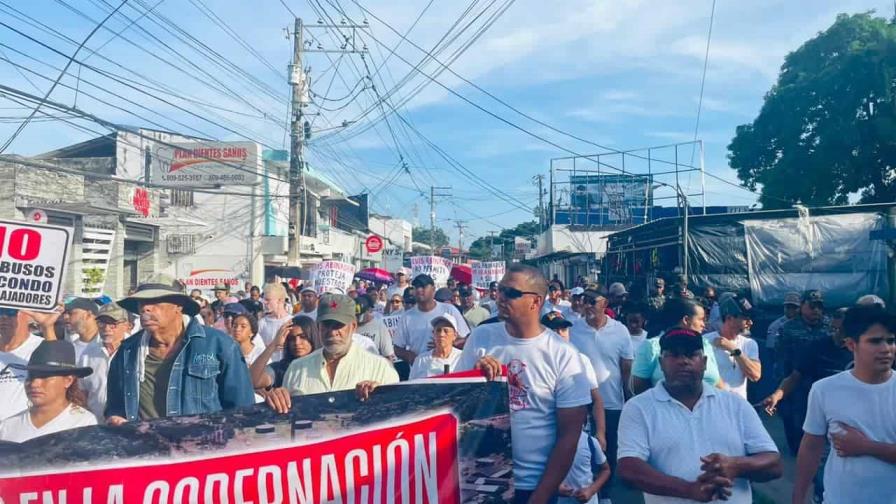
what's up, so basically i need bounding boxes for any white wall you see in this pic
[369,216,413,252]
[536,225,612,257]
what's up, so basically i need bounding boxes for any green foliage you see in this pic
[728,13,896,208]
[468,221,539,261]
[412,226,450,248]
[83,267,105,290]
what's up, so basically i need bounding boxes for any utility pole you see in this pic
[533,174,545,230]
[454,220,467,252]
[286,18,367,267]
[287,18,306,267]
[429,186,451,253]
[488,231,497,260]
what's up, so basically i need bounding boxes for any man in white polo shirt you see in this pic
[618,328,782,503]
[457,264,592,504]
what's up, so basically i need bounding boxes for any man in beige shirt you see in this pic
[266,294,398,413]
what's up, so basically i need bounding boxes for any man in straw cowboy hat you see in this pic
[105,274,254,425]
[0,339,96,442]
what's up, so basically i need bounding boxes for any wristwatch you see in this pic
[729,349,742,358]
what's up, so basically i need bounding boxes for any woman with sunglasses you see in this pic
[384,293,404,315]
[630,297,724,395]
[250,315,317,390]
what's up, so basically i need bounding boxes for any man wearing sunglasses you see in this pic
[0,306,61,422]
[457,264,592,504]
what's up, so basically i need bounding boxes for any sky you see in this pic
[0,0,892,246]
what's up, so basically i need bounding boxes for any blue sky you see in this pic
[0,0,892,244]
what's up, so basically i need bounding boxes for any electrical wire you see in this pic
[0,0,128,154]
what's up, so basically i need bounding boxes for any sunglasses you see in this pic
[498,285,541,300]
[583,296,605,306]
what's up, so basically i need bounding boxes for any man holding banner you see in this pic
[458,264,592,504]
[266,294,398,411]
[393,274,470,365]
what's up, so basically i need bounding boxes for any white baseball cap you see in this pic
[430,313,459,332]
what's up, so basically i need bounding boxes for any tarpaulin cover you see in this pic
[743,213,888,307]
[687,222,751,294]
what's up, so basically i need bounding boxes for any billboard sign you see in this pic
[569,174,652,224]
[151,141,260,187]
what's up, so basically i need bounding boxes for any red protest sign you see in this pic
[0,219,72,311]
[365,234,384,254]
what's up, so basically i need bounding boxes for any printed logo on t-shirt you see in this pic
[507,359,530,411]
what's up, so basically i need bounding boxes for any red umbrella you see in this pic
[450,264,472,285]
[356,267,394,284]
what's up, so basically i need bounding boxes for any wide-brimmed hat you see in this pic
[8,340,92,378]
[118,274,199,316]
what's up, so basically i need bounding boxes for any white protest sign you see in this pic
[0,220,73,311]
[472,261,506,289]
[382,247,404,273]
[410,256,454,287]
[310,261,356,294]
[381,314,402,341]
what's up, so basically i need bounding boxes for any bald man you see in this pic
[457,264,592,504]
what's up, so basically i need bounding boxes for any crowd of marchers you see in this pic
[0,266,893,504]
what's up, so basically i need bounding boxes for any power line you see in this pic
[0,0,128,154]
[690,0,716,165]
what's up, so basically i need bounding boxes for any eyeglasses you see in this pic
[498,285,541,300]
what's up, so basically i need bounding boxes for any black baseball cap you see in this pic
[412,274,435,288]
[659,328,704,354]
[802,290,824,304]
[65,297,100,316]
[541,311,573,331]
[458,285,474,298]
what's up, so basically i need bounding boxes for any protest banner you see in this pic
[0,379,512,503]
[410,256,454,287]
[0,219,73,311]
[310,260,356,294]
[472,261,506,289]
[382,247,404,273]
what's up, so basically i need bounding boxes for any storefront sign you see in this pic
[0,380,513,503]
[150,141,260,187]
[365,234,383,254]
[0,219,72,311]
[310,260,356,294]
[132,187,151,217]
[411,256,454,287]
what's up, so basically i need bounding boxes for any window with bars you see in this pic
[166,234,196,255]
[169,189,194,207]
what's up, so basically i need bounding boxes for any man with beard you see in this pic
[266,294,398,409]
[104,275,254,424]
[618,328,782,503]
[64,298,101,361]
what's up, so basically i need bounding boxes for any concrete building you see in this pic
[526,225,612,287]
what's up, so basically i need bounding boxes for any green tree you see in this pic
[728,13,896,208]
[412,226,449,249]
[468,221,539,261]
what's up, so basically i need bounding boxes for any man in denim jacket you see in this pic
[105,275,255,424]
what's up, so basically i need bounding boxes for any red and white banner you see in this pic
[0,219,73,311]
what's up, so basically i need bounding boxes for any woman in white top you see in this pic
[230,313,266,366]
[409,313,463,379]
[0,340,97,443]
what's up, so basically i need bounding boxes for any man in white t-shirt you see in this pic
[618,328,782,503]
[386,270,410,299]
[393,274,470,364]
[409,313,463,379]
[257,283,294,362]
[78,303,131,420]
[457,265,592,504]
[542,280,572,318]
[794,304,896,504]
[0,308,60,421]
[480,281,500,316]
[64,298,101,361]
[624,302,649,355]
[295,287,318,320]
[704,295,760,400]
[355,294,396,361]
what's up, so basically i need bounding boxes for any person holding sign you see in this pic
[0,340,97,442]
[105,275,255,424]
[266,294,398,412]
[393,274,470,365]
[0,307,61,421]
[409,313,463,380]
